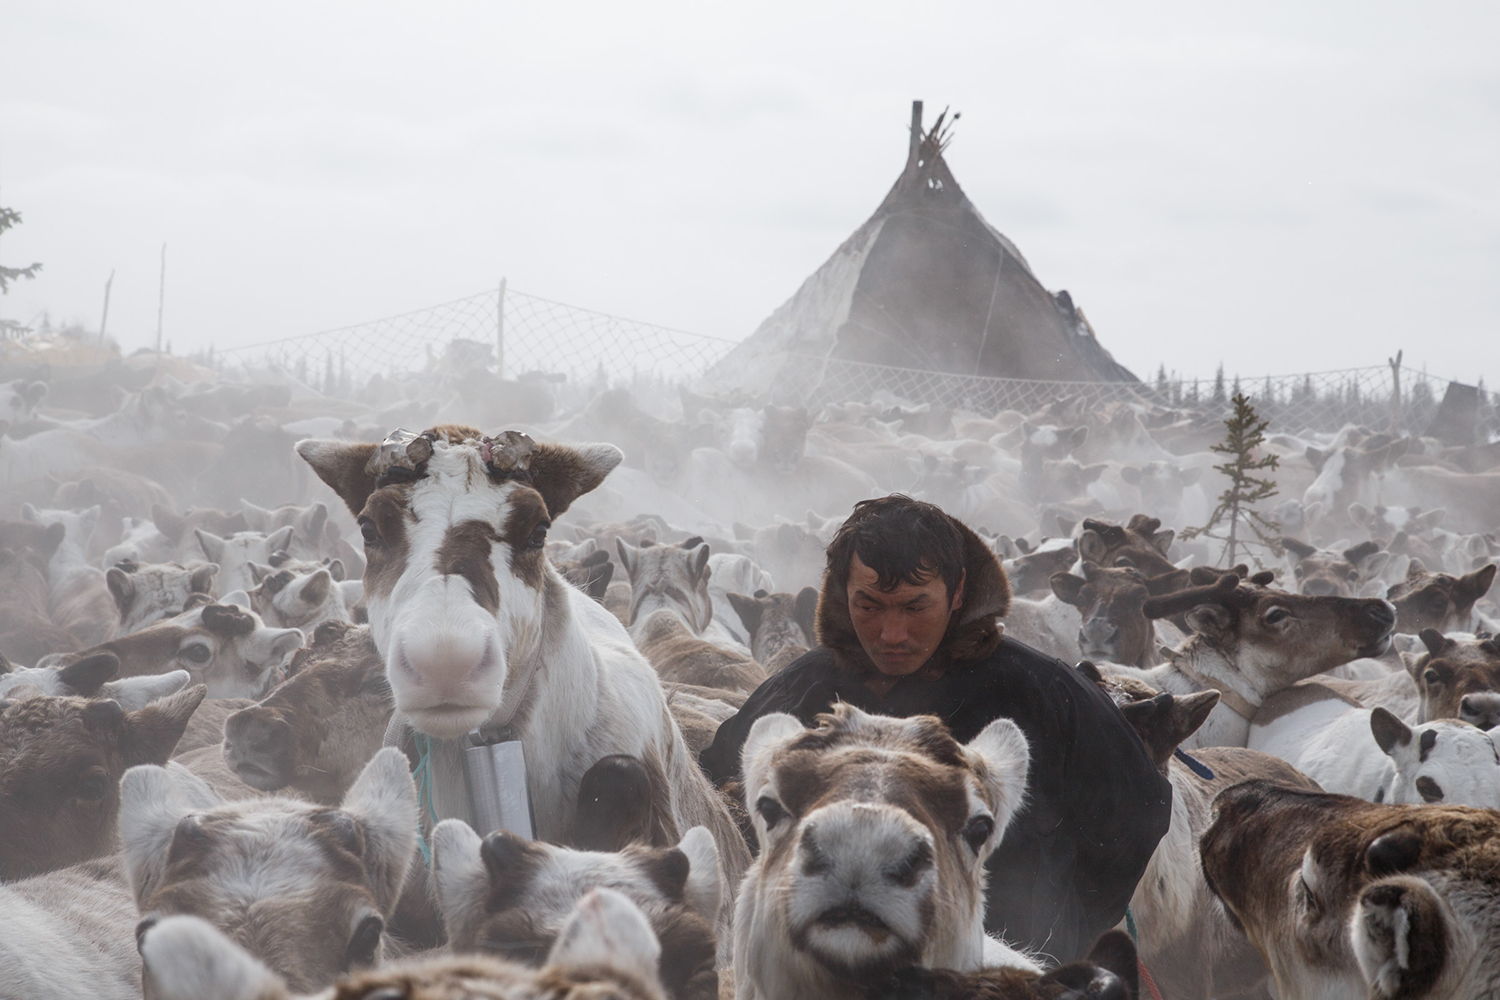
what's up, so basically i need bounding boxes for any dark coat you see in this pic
[699,518,1172,963]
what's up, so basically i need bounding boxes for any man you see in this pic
[701,494,1171,963]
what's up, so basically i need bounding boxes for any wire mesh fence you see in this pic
[209,285,1494,439]
[211,286,739,391]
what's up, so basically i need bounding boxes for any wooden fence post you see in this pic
[496,277,507,378]
[1388,350,1403,434]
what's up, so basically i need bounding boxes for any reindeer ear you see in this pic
[1306,446,1329,473]
[1351,877,1446,999]
[1371,708,1414,756]
[1183,604,1233,641]
[1458,564,1496,603]
[124,685,208,766]
[1077,530,1108,565]
[339,748,417,913]
[964,718,1030,848]
[794,586,819,643]
[102,670,191,713]
[107,566,137,615]
[726,592,762,635]
[1050,573,1087,607]
[295,439,379,518]
[189,563,218,595]
[1120,466,1142,485]
[674,826,721,922]
[265,525,294,553]
[139,915,287,1000]
[152,504,187,545]
[1151,528,1175,555]
[528,442,623,518]
[615,537,639,579]
[546,889,663,994]
[119,764,222,906]
[430,819,487,948]
[56,650,120,696]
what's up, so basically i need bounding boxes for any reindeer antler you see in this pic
[1142,572,1241,620]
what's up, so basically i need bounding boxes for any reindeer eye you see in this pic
[1265,607,1290,624]
[359,519,378,545]
[525,521,550,552]
[179,643,212,664]
[756,796,786,829]
[75,773,110,802]
[962,814,995,851]
[1424,669,1442,686]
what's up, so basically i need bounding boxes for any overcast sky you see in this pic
[1,1,1496,383]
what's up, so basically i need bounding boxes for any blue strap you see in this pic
[1125,905,1139,943]
[1174,746,1216,780]
[413,732,439,865]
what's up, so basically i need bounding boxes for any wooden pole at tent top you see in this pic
[99,270,115,347]
[909,101,924,163]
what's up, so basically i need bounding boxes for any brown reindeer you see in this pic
[1386,560,1496,633]
[122,748,418,994]
[1202,781,1500,1000]
[725,587,817,673]
[1050,563,1190,667]
[1077,515,1177,576]
[139,888,673,1000]
[0,546,82,665]
[865,931,1139,1000]
[0,684,205,879]
[1281,539,1388,597]
[53,602,304,699]
[1113,688,1319,1000]
[222,621,392,803]
[432,820,719,1000]
[1410,628,1500,729]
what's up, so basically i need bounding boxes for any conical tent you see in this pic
[702,105,1136,402]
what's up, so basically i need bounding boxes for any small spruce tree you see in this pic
[1183,392,1282,567]
[1212,363,1226,404]
[0,206,43,293]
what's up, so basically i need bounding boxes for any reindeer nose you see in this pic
[224,709,290,756]
[1366,600,1397,630]
[1080,617,1119,646]
[1460,692,1500,731]
[1301,579,1339,597]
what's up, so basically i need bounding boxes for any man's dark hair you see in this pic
[826,494,965,598]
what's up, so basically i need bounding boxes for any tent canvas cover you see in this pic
[701,107,1136,402]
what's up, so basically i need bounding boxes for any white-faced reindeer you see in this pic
[733,703,1033,1000]
[297,427,749,910]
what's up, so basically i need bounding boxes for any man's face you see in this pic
[846,553,964,676]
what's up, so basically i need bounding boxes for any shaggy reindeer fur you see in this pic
[223,621,392,803]
[1203,782,1500,1000]
[139,888,671,1000]
[432,821,719,1000]
[0,684,205,879]
[106,558,219,634]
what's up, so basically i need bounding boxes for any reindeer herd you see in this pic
[0,360,1499,999]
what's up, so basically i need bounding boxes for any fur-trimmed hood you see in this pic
[814,515,1012,676]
